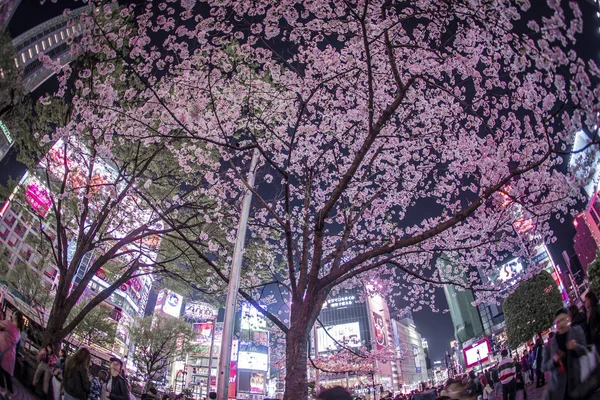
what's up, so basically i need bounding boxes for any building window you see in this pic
[60,31,65,40]
[13,58,18,67]
[35,44,40,54]
[48,37,52,46]
[54,34,59,43]
[28,48,33,59]
[42,40,46,50]
[67,28,71,37]
[20,53,26,63]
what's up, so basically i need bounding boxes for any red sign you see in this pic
[119,284,128,292]
[126,277,142,292]
[26,183,51,217]
[95,269,107,280]
[228,361,237,398]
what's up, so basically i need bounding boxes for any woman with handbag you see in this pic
[0,311,24,399]
[63,348,91,400]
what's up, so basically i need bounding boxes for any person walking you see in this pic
[480,371,491,400]
[585,291,600,349]
[106,358,129,400]
[498,349,516,400]
[34,343,58,396]
[492,364,501,398]
[543,308,588,400]
[520,351,530,385]
[514,357,527,400]
[63,348,91,400]
[533,337,545,388]
[0,311,24,399]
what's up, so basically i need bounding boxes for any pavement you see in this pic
[3,378,41,400]
[488,380,549,400]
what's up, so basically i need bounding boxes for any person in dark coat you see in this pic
[585,291,600,349]
[317,386,352,400]
[569,305,587,331]
[106,358,129,400]
[543,308,588,400]
[533,337,546,388]
[63,348,91,400]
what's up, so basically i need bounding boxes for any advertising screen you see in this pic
[250,372,265,393]
[372,312,387,350]
[24,176,52,217]
[316,322,361,353]
[192,322,214,345]
[228,361,237,398]
[463,338,491,368]
[184,302,217,321]
[237,351,269,371]
[494,258,523,284]
[240,302,268,331]
[155,290,183,318]
[413,344,421,373]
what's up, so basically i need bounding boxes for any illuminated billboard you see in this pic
[192,322,214,345]
[493,258,523,284]
[463,338,491,368]
[23,176,52,218]
[184,301,217,321]
[316,322,361,353]
[250,372,265,393]
[155,290,183,318]
[237,351,269,371]
[240,302,268,331]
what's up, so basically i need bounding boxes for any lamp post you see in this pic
[216,149,260,400]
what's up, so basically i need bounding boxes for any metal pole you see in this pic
[314,324,319,394]
[206,318,216,399]
[216,149,260,400]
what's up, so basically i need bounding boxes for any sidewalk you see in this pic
[7,378,40,400]
[489,382,548,400]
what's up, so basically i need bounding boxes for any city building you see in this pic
[573,195,600,274]
[0,120,14,162]
[441,279,484,346]
[309,287,417,396]
[0,139,157,364]
[389,314,430,392]
[10,4,92,92]
[164,300,270,400]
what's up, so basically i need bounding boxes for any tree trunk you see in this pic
[42,305,70,352]
[283,324,310,400]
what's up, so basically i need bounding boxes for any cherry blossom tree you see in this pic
[41,0,600,398]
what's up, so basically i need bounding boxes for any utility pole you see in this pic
[216,149,260,400]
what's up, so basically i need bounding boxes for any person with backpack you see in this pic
[0,311,23,399]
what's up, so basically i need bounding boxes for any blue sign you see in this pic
[532,251,549,264]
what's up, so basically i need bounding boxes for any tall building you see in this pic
[0,120,14,161]
[0,138,157,363]
[390,314,430,392]
[310,287,399,396]
[442,283,484,346]
[573,195,600,274]
[10,4,92,92]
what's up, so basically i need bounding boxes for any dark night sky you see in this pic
[4,0,600,363]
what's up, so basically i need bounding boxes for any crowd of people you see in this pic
[0,290,599,400]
